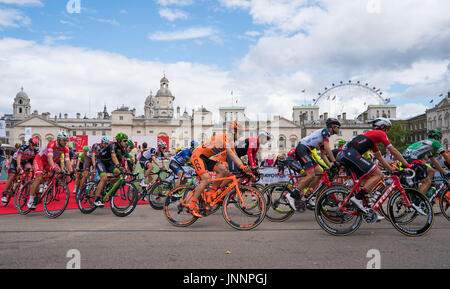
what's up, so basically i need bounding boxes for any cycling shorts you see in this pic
[96,159,117,176]
[169,160,185,175]
[295,143,318,171]
[191,151,221,177]
[33,154,52,176]
[337,147,377,179]
[8,159,32,175]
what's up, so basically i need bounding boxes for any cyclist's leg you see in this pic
[94,160,109,202]
[2,159,18,196]
[189,154,214,215]
[418,165,434,195]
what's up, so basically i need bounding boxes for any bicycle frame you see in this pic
[102,174,124,202]
[339,173,412,215]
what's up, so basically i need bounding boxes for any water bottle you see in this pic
[426,186,436,198]
[39,184,45,194]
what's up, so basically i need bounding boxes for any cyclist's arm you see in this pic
[386,146,410,167]
[151,155,162,168]
[321,141,335,165]
[226,147,244,168]
[430,156,446,175]
[373,151,393,173]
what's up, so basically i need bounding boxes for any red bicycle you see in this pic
[315,168,434,237]
[1,168,33,207]
[16,171,72,218]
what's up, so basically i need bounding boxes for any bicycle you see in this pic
[16,171,72,218]
[315,168,434,237]
[164,171,267,230]
[263,166,343,222]
[76,171,140,217]
[2,168,33,207]
[140,169,173,210]
[423,176,449,221]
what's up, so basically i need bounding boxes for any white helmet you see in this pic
[158,140,167,148]
[57,131,70,141]
[258,130,272,140]
[101,136,110,144]
[371,118,392,129]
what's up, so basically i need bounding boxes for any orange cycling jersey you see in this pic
[197,133,235,158]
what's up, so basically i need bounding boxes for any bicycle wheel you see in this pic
[263,182,295,222]
[43,181,70,218]
[314,186,362,236]
[76,181,98,214]
[110,182,139,217]
[164,186,198,227]
[222,187,266,230]
[148,181,173,210]
[16,181,32,215]
[438,183,449,221]
[388,188,434,237]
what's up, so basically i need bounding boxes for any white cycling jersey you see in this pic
[300,128,330,151]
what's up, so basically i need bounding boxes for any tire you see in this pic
[438,183,449,221]
[314,186,362,236]
[148,181,173,210]
[110,182,139,217]
[164,186,198,227]
[43,181,70,219]
[76,181,98,214]
[16,181,32,215]
[263,182,295,222]
[222,187,266,230]
[388,188,434,237]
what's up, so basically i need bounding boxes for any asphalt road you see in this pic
[0,204,449,269]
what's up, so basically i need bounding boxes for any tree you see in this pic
[378,122,412,155]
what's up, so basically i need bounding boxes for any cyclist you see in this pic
[73,145,90,194]
[29,132,73,210]
[336,118,413,215]
[169,140,199,188]
[75,136,110,195]
[285,118,341,211]
[1,138,39,203]
[139,140,168,188]
[402,129,450,195]
[219,130,272,175]
[124,139,137,172]
[189,121,251,217]
[0,141,5,174]
[93,132,129,207]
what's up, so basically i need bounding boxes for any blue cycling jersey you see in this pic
[171,148,192,166]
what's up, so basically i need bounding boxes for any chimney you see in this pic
[324,112,328,119]
[343,112,347,120]
[98,112,103,119]
[64,113,68,119]
[76,113,80,119]
[177,106,180,119]
[338,115,341,120]
[320,115,323,120]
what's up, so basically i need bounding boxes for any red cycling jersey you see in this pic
[39,140,71,163]
[362,130,392,153]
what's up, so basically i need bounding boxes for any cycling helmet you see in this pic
[175,148,182,154]
[427,129,442,139]
[258,130,272,140]
[83,145,90,152]
[158,140,167,149]
[287,148,296,157]
[101,136,110,144]
[228,121,243,131]
[338,140,346,147]
[190,140,199,148]
[57,131,70,141]
[126,139,135,149]
[29,137,39,146]
[115,132,128,141]
[370,118,392,129]
[326,118,341,128]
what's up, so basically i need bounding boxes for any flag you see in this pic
[376,88,380,92]
[385,98,391,104]
[301,89,306,93]
[332,95,336,101]
[439,93,443,97]
[430,99,434,103]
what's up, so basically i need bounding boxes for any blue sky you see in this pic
[0,0,449,120]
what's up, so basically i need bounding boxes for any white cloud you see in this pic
[92,17,120,26]
[148,27,218,41]
[159,8,188,21]
[0,0,42,6]
[0,38,232,118]
[397,103,428,119]
[43,35,72,45]
[0,8,31,27]
[157,0,194,6]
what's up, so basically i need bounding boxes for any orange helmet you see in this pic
[228,121,243,132]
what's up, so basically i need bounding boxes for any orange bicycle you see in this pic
[164,171,267,230]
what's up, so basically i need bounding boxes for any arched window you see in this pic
[279,136,286,150]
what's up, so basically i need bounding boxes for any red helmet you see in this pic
[287,148,296,157]
[29,137,39,146]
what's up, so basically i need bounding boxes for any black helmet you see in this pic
[326,118,341,128]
